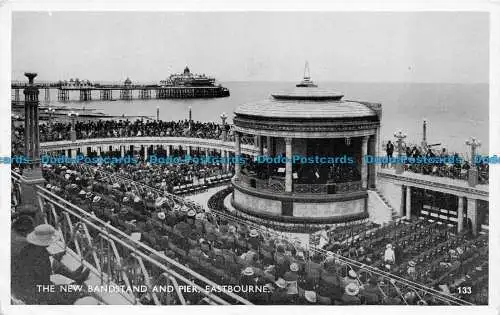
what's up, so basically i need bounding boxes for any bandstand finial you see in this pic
[304,61,311,79]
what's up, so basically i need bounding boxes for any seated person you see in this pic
[11,224,90,304]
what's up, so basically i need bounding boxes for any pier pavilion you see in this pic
[230,77,382,226]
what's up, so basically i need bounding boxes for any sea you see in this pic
[37,81,489,155]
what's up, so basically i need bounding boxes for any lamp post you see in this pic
[156,106,160,121]
[220,112,228,141]
[394,130,407,174]
[45,107,55,126]
[68,111,79,142]
[465,137,481,187]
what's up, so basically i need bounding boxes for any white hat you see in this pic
[187,210,196,217]
[345,283,360,296]
[157,212,166,220]
[112,183,120,188]
[65,174,71,180]
[46,184,52,189]
[123,196,130,202]
[73,296,101,305]
[26,224,59,247]
[409,260,416,267]
[249,229,259,238]
[290,263,299,272]
[348,269,357,278]
[386,244,392,249]
[275,278,286,288]
[130,232,141,242]
[92,196,101,203]
[304,290,317,303]
[134,196,141,203]
[181,205,189,212]
[79,190,86,195]
[242,267,254,276]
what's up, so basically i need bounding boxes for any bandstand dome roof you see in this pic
[235,85,377,120]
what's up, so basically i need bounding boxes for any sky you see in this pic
[11,11,489,83]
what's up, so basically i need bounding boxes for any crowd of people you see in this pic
[10,163,466,305]
[384,141,489,184]
[12,118,233,144]
[95,161,231,195]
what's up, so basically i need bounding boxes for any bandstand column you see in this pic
[457,196,464,233]
[234,132,241,179]
[406,185,412,219]
[266,136,271,156]
[120,145,125,158]
[361,136,369,189]
[467,198,478,236]
[187,145,191,156]
[400,185,406,217]
[285,137,293,193]
[143,145,148,161]
[223,150,229,172]
[166,145,171,157]
[97,146,101,157]
[258,135,264,155]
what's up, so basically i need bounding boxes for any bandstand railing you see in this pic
[11,172,252,306]
[238,173,363,195]
[62,165,473,306]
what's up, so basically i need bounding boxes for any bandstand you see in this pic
[230,75,382,225]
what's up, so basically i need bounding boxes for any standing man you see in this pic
[386,140,395,168]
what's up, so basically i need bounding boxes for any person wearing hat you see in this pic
[283,262,300,282]
[384,243,396,264]
[361,276,383,305]
[339,282,361,305]
[342,269,360,288]
[407,260,417,279]
[12,224,90,304]
[270,278,289,304]
[300,290,317,304]
[248,229,260,251]
[239,266,256,287]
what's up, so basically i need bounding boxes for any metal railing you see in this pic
[12,172,251,306]
[238,173,363,195]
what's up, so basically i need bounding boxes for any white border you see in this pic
[0,2,498,315]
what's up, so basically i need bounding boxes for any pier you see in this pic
[11,78,230,102]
